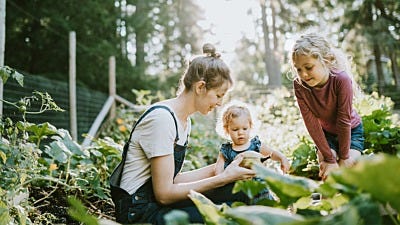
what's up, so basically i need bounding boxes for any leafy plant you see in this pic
[0,66,24,86]
[67,197,99,225]
[0,67,119,223]
[362,109,400,155]
[189,153,400,225]
[289,138,319,179]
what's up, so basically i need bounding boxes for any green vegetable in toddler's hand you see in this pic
[238,151,264,169]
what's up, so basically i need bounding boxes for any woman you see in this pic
[110,43,255,224]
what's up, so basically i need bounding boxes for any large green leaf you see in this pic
[45,141,71,163]
[0,149,6,164]
[164,210,190,225]
[0,201,11,225]
[188,190,234,225]
[0,66,10,84]
[284,206,361,225]
[233,179,269,199]
[253,165,320,207]
[329,153,400,212]
[225,205,305,225]
[67,197,99,225]
[12,70,24,87]
[57,129,89,157]
[25,122,58,143]
[0,66,24,86]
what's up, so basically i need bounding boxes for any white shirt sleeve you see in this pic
[134,108,176,158]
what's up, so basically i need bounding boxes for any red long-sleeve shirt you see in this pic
[293,70,361,163]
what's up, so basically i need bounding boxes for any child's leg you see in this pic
[337,148,362,167]
[349,149,362,159]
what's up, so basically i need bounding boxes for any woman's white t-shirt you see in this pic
[120,106,191,195]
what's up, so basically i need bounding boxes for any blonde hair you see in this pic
[177,43,233,95]
[216,101,259,140]
[288,33,360,95]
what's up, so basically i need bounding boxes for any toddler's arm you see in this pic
[260,144,290,173]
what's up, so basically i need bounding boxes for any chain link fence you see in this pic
[3,73,108,142]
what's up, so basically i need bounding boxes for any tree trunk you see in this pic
[0,0,5,115]
[271,2,278,49]
[372,41,384,94]
[119,0,127,58]
[260,0,281,88]
[135,0,146,76]
[389,52,400,90]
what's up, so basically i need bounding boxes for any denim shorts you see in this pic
[323,123,365,153]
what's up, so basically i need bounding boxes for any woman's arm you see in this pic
[174,163,216,183]
[151,154,255,205]
[214,152,226,175]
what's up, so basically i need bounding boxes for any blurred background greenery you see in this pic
[4,0,400,104]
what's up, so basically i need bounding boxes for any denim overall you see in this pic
[110,105,187,224]
[220,136,266,169]
[110,105,250,224]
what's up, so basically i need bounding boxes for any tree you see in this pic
[329,0,400,93]
[5,1,119,92]
[232,37,268,88]
[259,0,281,88]
[119,0,204,99]
[5,0,204,100]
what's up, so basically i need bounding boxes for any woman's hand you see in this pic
[319,161,339,181]
[222,154,256,183]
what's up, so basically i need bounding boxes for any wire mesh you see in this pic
[3,73,108,142]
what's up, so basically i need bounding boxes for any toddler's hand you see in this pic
[280,157,290,174]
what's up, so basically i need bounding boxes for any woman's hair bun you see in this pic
[202,43,220,58]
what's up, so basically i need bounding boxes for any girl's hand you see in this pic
[319,161,339,181]
[338,157,357,168]
[280,157,290,174]
[222,154,256,183]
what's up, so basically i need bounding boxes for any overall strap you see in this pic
[121,105,179,160]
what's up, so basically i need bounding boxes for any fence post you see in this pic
[109,56,116,119]
[69,31,77,141]
[0,0,6,117]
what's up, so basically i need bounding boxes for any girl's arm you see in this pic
[335,74,354,160]
[151,154,256,205]
[294,86,336,163]
[260,144,290,173]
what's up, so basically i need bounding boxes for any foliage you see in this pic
[6,0,119,92]
[164,210,191,225]
[289,90,400,178]
[2,66,400,224]
[0,71,119,224]
[0,66,24,86]
[289,138,319,180]
[67,197,99,225]
[5,0,204,99]
[362,109,400,155]
[184,113,224,170]
[189,153,400,225]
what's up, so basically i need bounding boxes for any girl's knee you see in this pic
[349,149,362,158]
